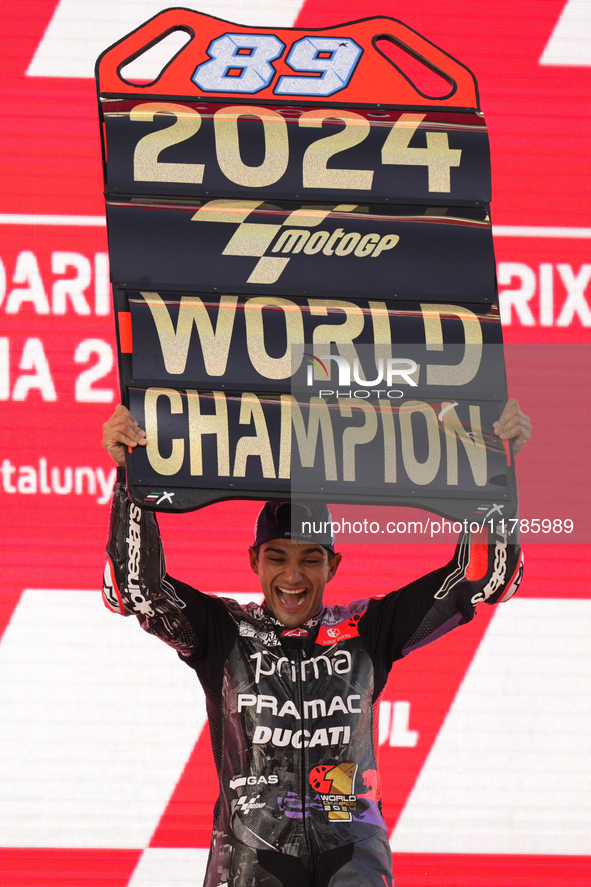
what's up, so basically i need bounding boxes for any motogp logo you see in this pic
[192,200,399,285]
[232,794,265,814]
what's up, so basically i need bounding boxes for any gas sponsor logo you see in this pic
[126,503,155,617]
[249,648,351,683]
[229,774,279,790]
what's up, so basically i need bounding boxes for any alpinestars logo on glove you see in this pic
[126,503,155,617]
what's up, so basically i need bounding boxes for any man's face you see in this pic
[249,539,342,628]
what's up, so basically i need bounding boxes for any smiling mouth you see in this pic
[276,587,308,608]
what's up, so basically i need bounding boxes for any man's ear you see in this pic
[327,552,343,583]
[248,546,260,576]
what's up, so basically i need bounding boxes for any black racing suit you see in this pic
[102,469,523,887]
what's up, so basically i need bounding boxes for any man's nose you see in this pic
[281,561,304,584]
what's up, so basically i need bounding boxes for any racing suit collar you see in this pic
[263,604,325,637]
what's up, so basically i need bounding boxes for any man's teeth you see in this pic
[277,588,306,605]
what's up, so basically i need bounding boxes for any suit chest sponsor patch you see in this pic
[316,612,365,646]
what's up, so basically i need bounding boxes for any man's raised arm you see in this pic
[358,399,531,684]
[101,406,217,660]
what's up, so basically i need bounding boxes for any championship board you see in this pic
[96,8,516,521]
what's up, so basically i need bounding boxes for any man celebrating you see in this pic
[101,401,530,887]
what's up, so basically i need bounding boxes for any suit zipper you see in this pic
[295,647,311,853]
